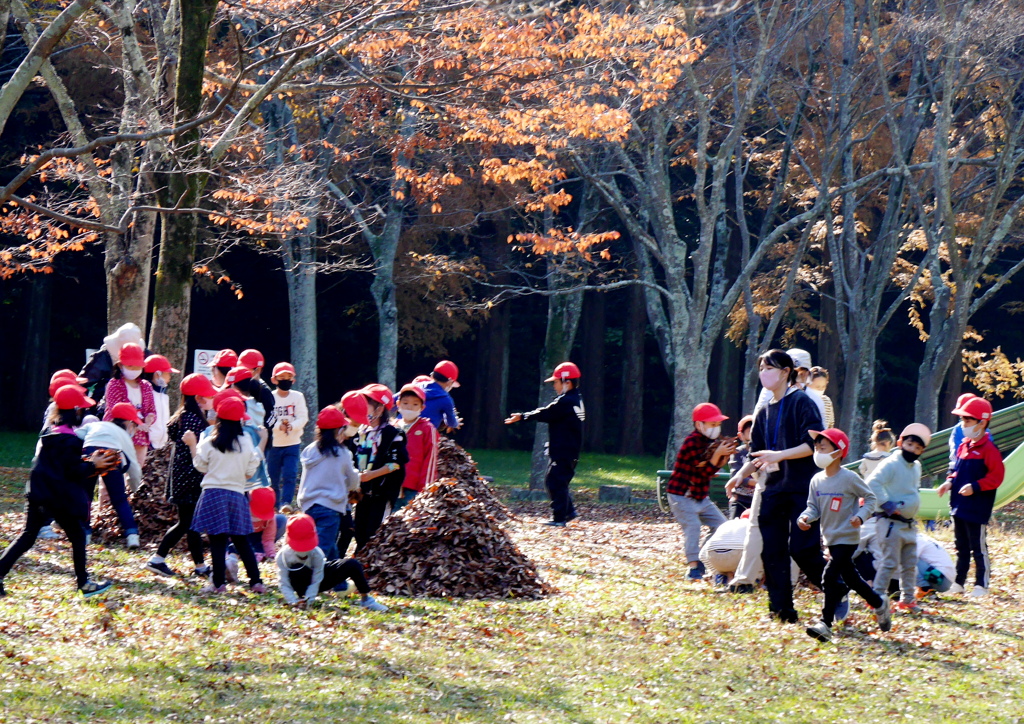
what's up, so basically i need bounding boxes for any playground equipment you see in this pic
[657,401,1024,520]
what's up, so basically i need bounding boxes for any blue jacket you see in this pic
[421,382,459,431]
[949,436,1004,525]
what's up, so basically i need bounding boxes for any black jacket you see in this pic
[750,387,823,495]
[256,378,277,430]
[27,431,100,516]
[357,424,409,502]
[521,388,585,461]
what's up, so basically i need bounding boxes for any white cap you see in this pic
[787,348,812,370]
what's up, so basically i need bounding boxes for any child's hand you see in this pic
[182,430,197,446]
[850,516,863,528]
[724,477,739,496]
[751,450,783,469]
[89,450,119,471]
[281,420,292,434]
[797,516,811,531]
[504,413,523,425]
[958,484,974,497]
[936,481,952,497]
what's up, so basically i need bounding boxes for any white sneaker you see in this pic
[947,583,965,595]
[37,525,60,540]
[356,596,389,613]
[969,586,989,598]
[126,534,140,549]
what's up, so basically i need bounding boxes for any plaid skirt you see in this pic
[191,488,253,536]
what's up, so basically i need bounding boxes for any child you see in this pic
[238,349,277,431]
[78,402,144,548]
[727,415,756,519]
[807,367,835,429]
[860,420,895,479]
[394,384,439,510]
[146,373,217,577]
[182,396,266,594]
[226,366,271,486]
[938,396,1004,597]
[276,514,388,611]
[0,385,118,597]
[35,370,83,541]
[102,342,156,467]
[665,403,737,580]
[143,354,180,451]
[297,407,361,560]
[210,349,238,389]
[268,362,308,507]
[798,429,889,642]
[247,486,281,561]
[864,423,930,610]
[342,388,408,552]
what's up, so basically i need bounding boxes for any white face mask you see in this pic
[121,367,142,380]
[702,424,721,440]
[399,408,419,422]
[813,450,839,469]
[961,421,983,440]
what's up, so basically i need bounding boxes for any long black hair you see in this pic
[211,418,244,453]
[169,395,206,427]
[758,349,798,386]
[316,427,343,457]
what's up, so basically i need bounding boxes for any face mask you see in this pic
[901,449,921,463]
[813,450,838,469]
[399,408,419,422]
[702,425,721,440]
[276,380,294,391]
[121,367,142,380]
[759,368,783,389]
[961,421,982,440]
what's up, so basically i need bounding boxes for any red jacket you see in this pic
[400,417,439,492]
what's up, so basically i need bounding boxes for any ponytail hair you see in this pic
[870,420,895,447]
[211,418,244,453]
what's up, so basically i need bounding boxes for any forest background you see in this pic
[2,0,1024,465]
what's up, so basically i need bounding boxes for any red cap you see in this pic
[544,361,581,382]
[144,354,180,375]
[211,349,238,368]
[398,383,427,402]
[362,383,395,410]
[213,388,245,409]
[271,362,295,380]
[181,373,218,398]
[286,514,319,553]
[118,343,145,367]
[49,372,79,399]
[809,428,851,459]
[110,402,142,424]
[226,366,253,385]
[239,349,264,370]
[249,487,276,521]
[50,369,77,384]
[54,384,95,410]
[215,396,249,422]
[317,406,348,429]
[433,360,461,387]
[952,396,992,421]
[341,390,371,426]
[693,403,729,424]
[741,509,751,519]
[954,393,977,410]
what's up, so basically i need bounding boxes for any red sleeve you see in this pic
[262,518,277,558]
[403,422,428,491]
[976,441,1005,491]
[102,380,126,420]
[141,382,156,419]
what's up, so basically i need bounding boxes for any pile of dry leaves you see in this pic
[90,445,178,543]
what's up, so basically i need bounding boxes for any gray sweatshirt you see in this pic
[297,442,361,514]
[801,468,876,546]
[865,451,922,520]
[276,545,326,604]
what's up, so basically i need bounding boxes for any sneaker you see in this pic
[126,534,140,549]
[875,595,892,632]
[542,521,566,528]
[835,595,850,622]
[145,560,177,577]
[806,620,832,642]
[250,583,267,594]
[356,596,389,613]
[84,533,92,546]
[225,554,240,584]
[193,565,212,578]
[728,583,754,594]
[80,579,113,598]
[947,583,966,595]
[895,601,919,612]
[199,582,226,595]
[688,562,706,581]
[969,586,989,598]
[713,574,728,587]
[37,525,60,540]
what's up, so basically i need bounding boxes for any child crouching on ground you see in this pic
[276,514,388,611]
[799,429,890,642]
[865,423,931,611]
[79,402,144,548]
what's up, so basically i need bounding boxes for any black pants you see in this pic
[208,534,261,588]
[0,501,89,588]
[288,558,370,597]
[354,496,390,553]
[155,502,205,565]
[337,511,355,558]
[758,489,827,619]
[953,516,990,588]
[729,494,753,520]
[546,458,578,523]
[823,544,883,626]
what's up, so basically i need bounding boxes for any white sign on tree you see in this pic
[194,349,221,380]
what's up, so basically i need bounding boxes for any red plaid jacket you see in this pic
[666,430,722,500]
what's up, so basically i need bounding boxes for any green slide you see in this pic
[916,439,1024,520]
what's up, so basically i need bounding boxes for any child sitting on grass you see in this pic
[799,429,890,642]
[276,514,388,611]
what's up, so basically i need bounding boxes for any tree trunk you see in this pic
[105,209,155,334]
[149,0,220,381]
[283,232,319,442]
[483,303,511,448]
[370,257,399,391]
[940,343,964,431]
[19,272,51,428]
[667,335,713,465]
[838,329,877,459]
[619,285,645,455]
[581,291,606,452]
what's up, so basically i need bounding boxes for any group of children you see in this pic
[669,347,1006,642]
[0,331,467,609]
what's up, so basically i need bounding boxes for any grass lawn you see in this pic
[3,491,1024,722]
[469,449,664,491]
[0,431,36,468]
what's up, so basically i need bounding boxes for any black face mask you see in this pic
[276,380,294,391]
[901,449,921,463]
